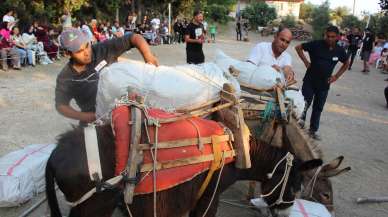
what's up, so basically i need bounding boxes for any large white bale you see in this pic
[96,60,240,119]
[285,90,306,119]
[214,50,286,89]
[0,144,56,207]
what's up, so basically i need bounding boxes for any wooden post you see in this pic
[124,97,143,204]
[219,84,251,169]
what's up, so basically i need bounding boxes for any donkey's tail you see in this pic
[45,159,62,217]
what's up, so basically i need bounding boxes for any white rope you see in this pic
[66,174,123,207]
[125,202,134,217]
[303,166,322,199]
[152,119,160,217]
[260,152,295,207]
[201,151,227,217]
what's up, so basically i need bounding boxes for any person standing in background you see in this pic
[361,28,375,73]
[346,27,362,70]
[236,19,242,41]
[184,10,205,64]
[295,26,349,140]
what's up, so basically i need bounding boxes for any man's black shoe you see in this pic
[308,130,322,141]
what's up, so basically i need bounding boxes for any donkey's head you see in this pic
[302,155,351,215]
[259,152,323,217]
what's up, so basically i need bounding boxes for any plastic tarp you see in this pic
[251,198,331,217]
[285,90,306,119]
[96,60,240,119]
[214,50,286,89]
[0,144,56,207]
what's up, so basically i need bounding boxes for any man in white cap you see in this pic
[55,28,158,125]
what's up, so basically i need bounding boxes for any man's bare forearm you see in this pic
[295,44,310,68]
[334,60,349,79]
[56,105,95,123]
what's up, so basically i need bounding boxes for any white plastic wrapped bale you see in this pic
[0,144,56,207]
[96,60,240,119]
[214,50,286,89]
[251,198,331,217]
[285,90,306,119]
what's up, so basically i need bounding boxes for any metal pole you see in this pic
[168,3,171,44]
[353,0,356,15]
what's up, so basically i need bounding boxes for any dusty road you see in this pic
[0,24,387,217]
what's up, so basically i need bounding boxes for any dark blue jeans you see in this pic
[385,86,388,106]
[301,81,329,132]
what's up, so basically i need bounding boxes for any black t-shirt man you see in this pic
[302,40,348,90]
[185,11,205,64]
[55,34,134,114]
[295,26,349,138]
[362,32,375,52]
[347,34,362,51]
[55,28,158,124]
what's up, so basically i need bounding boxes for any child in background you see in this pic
[209,23,216,43]
[381,48,388,72]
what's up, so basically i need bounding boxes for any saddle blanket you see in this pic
[112,106,235,195]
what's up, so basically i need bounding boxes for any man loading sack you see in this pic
[55,28,159,125]
[247,27,295,83]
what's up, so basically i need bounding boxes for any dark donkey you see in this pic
[46,124,323,217]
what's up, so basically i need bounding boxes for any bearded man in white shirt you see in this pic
[247,28,295,82]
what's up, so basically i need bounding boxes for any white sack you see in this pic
[251,198,331,217]
[214,50,286,89]
[0,144,56,207]
[96,60,240,119]
[285,90,306,119]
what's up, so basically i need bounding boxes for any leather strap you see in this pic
[195,135,225,200]
[84,125,103,181]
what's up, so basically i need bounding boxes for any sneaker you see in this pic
[308,130,322,141]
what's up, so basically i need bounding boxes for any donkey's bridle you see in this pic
[260,152,295,207]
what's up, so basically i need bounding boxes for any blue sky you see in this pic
[306,0,381,15]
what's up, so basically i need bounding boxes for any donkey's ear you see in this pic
[298,159,323,172]
[321,155,344,172]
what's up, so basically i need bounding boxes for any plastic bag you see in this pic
[0,144,56,207]
[96,60,240,119]
[285,90,306,119]
[214,50,286,89]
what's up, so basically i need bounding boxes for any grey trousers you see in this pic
[1,47,21,70]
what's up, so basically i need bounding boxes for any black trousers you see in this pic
[301,81,329,132]
[347,49,358,69]
[236,30,242,41]
[385,86,388,106]
[186,50,204,64]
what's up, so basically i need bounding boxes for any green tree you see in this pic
[280,15,297,28]
[205,4,230,23]
[241,2,277,28]
[299,2,315,22]
[340,15,363,29]
[311,1,331,39]
[330,6,350,25]
[380,0,388,13]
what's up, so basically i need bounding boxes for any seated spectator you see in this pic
[80,20,94,42]
[111,21,124,37]
[11,26,34,66]
[0,22,20,70]
[3,9,18,30]
[381,48,388,72]
[34,23,59,61]
[90,19,104,42]
[369,41,384,66]
[22,24,52,65]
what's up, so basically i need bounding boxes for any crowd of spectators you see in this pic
[1,10,58,71]
[337,27,388,74]
[0,9,217,72]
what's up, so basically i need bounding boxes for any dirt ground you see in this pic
[0,23,387,217]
